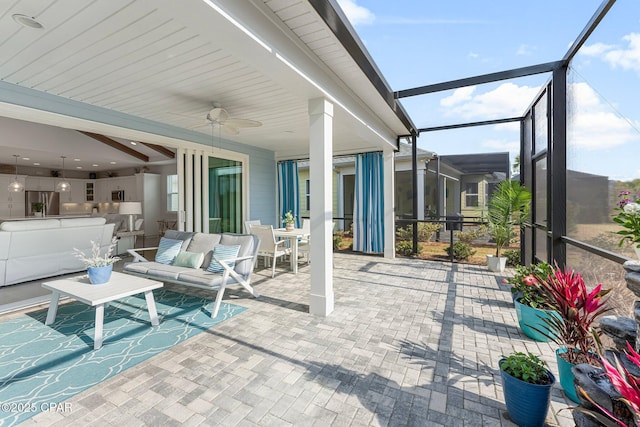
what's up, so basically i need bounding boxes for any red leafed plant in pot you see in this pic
[534,264,612,402]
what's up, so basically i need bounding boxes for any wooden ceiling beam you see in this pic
[78,131,149,162]
[140,141,175,159]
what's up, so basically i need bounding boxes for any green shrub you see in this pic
[333,232,343,250]
[444,241,476,261]
[396,222,441,242]
[503,249,521,267]
[396,240,421,256]
[455,225,487,244]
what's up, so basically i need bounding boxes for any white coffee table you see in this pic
[42,271,163,350]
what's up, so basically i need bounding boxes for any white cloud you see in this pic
[436,81,640,155]
[468,52,479,59]
[439,82,540,119]
[516,44,536,56]
[481,138,520,154]
[440,86,476,107]
[567,82,640,149]
[579,42,615,56]
[581,33,640,73]
[336,0,375,26]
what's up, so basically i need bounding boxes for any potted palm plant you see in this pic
[499,351,556,427]
[486,180,531,272]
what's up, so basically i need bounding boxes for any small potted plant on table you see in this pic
[500,351,556,427]
[282,210,296,232]
[73,237,120,285]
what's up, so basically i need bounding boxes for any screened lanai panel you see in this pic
[565,3,640,260]
[534,158,547,226]
[522,112,533,264]
[534,93,548,154]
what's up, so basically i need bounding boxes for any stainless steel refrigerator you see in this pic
[25,191,60,216]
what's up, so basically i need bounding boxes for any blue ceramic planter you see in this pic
[514,298,559,342]
[556,348,580,403]
[500,359,555,427]
[87,265,113,285]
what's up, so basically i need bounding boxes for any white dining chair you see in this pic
[249,224,290,277]
[297,219,311,264]
[244,219,261,234]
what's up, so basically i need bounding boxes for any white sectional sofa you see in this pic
[0,217,115,287]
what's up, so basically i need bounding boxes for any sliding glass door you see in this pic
[208,157,242,233]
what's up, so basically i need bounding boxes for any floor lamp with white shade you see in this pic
[119,202,142,232]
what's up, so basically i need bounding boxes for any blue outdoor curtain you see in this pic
[353,152,384,253]
[277,160,300,228]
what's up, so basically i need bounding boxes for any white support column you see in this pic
[441,177,448,219]
[453,180,461,215]
[383,147,395,259]
[308,97,334,317]
[177,148,186,231]
[337,171,344,231]
[194,150,202,232]
[202,154,210,233]
[417,168,425,221]
[185,150,194,231]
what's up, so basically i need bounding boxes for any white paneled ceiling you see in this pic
[0,0,410,169]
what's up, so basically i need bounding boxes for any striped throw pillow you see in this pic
[155,237,183,265]
[206,245,241,273]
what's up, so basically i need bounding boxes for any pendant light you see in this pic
[7,154,24,192]
[56,156,71,192]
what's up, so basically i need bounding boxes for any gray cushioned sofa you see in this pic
[124,230,260,317]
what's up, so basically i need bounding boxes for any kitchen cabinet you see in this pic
[25,176,55,191]
[86,182,95,201]
[109,176,137,201]
[67,179,86,203]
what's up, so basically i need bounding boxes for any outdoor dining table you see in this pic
[273,228,310,274]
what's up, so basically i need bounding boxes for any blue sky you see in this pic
[336,0,640,181]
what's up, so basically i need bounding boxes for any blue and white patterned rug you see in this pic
[0,289,246,426]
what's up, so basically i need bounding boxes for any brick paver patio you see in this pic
[14,253,573,426]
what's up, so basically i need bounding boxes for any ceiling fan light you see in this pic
[12,14,43,29]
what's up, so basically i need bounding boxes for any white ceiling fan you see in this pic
[177,105,262,135]
[207,107,262,135]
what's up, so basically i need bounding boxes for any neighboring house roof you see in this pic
[395,143,435,161]
[439,153,511,177]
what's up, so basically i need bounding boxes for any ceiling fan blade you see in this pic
[167,111,204,121]
[221,123,239,135]
[225,118,262,128]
